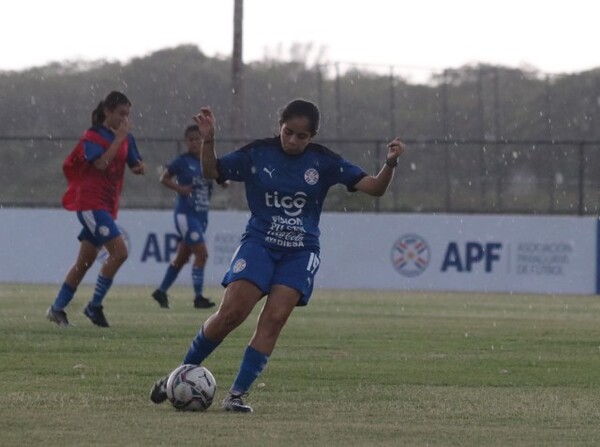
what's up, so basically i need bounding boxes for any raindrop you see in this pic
[555,173,564,185]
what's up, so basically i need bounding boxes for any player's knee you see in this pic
[172,258,188,269]
[111,249,128,265]
[216,307,247,332]
[256,320,286,343]
[195,252,208,267]
[265,312,289,331]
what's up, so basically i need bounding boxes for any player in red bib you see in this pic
[46,91,145,328]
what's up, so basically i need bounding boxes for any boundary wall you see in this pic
[1,209,597,295]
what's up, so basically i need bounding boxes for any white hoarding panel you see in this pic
[0,209,596,295]
[318,213,597,294]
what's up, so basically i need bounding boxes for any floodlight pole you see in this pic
[231,0,244,137]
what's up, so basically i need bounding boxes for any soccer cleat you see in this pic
[222,392,253,413]
[46,306,72,327]
[193,295,216,309]
[149,375,169,404]
[152,289,170,309]
[83,304,110,328]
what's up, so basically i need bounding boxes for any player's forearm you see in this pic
[371,164,395,196]
[355,161,396,197]
[200,139,219,179]
[93,137,125,171]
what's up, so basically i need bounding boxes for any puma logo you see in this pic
[263,167,275,178]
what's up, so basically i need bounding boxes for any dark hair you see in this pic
[184,124,200,138]
[279,99,320,136]
[91,91,131,126]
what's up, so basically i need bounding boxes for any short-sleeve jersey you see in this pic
[217,137,367,250]
[166,153,213,216]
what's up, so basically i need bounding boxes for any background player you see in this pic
[150,98,405,412]
[151,124,227,309]
[46,91,145,328]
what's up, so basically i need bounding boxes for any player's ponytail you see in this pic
[91,91,132,126]
[91,101,105,126]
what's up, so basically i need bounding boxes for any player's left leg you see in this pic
[179,215,213,308]
[83,234,128,327]
[47,239,98,327]
[190,242,214,308]
[223,248,320,412]
[223,284,300,413]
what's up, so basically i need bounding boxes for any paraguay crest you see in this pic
[391,234,430,277]
[304,168,319,185]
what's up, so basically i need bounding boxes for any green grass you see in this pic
[2,284,600,446]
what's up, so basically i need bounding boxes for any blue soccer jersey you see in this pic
[217,137,367,250]
[167,153,213,215]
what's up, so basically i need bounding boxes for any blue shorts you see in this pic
[222,239,321,306]
[77,210,121,248]
[174,213,207,246]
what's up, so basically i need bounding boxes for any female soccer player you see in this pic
[150,99,405,412]
[151,124,226,310]
[46,91,145,328]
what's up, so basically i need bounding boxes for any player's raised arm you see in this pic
[193,107,218,180]
[354,137,406,197]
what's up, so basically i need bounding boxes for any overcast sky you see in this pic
[3,0,598,81]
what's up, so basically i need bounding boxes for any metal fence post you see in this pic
[578,142,586,215]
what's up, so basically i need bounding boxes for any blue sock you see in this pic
[192,266,205,297]
[183,326,221,365]
[230,346,269,395]
[52,283,76,311]
[159,264,181,292]
[90,275,113,307]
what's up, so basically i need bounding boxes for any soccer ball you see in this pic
[166,364,217,411]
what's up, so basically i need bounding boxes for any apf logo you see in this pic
[96,224,131,264]
[391,234,431,277]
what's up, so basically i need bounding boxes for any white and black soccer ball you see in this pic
[166,364,217,411]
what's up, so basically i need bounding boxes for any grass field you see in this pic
[1,284,600,446]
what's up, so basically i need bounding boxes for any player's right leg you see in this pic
[152,242,189,309]
[47,239,97,327]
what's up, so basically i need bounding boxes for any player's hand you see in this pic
[386,138,405,163]
[193,107,216,140]
[113,117,131,142]
[131,161,146,175]
[178,185,194,196]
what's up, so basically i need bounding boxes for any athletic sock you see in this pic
[192,266,205,297]
[90,275,113,307]
[159,264,181,292]
[52,282,76,311]
[182,326,221,365]
[230,345,269,395]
